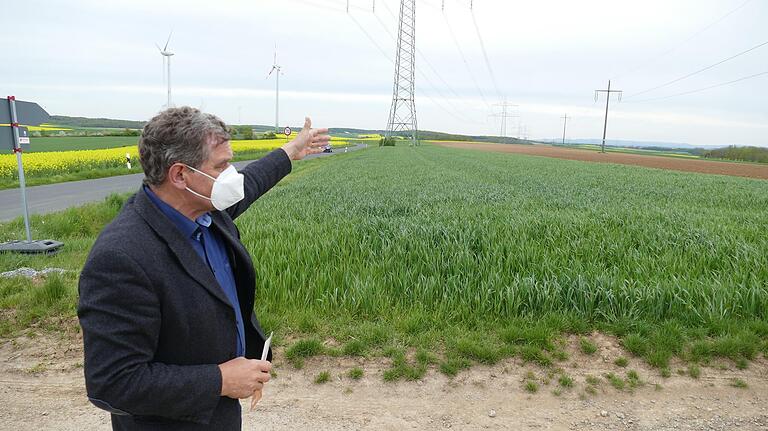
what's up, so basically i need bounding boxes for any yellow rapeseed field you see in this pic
[0,136,379,181]
[0,146,141,179]
[0,124,71,131]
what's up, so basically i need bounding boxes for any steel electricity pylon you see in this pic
[385,0,419,146]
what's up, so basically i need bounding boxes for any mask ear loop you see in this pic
[185,186,213,202]
[183,164,215,201]
[184,164,217,181]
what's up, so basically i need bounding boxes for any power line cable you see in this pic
[625,70,768,103]
[612,0,754,80]
[287,0,346,12]
[470,7,502,101]
[286,0,483,125]
[375,2,483,124]
[373,9,397,39]
[625,38,768,99]
[348,13,395,62]
[442,11,491,107]
[348,10,480,125]
[375,4,466,104]
[418,0,442,11]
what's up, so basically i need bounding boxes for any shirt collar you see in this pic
[143,186,212,239]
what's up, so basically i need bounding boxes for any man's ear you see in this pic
[167,163,188,190]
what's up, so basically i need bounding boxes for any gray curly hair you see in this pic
[138,106,231,186]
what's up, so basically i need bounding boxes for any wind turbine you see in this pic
[267,46,282,133]
[156,32,174,108]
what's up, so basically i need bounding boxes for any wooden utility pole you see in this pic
[594,80,622,153]
[560,114,570,145]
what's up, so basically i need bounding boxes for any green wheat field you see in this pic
[1,144,766,379]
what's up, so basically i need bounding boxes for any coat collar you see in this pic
[132,188,233,309]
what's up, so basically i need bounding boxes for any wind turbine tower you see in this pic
[156,32,174,108]
[267,47,282,133]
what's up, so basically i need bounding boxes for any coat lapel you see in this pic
[132,189,234,309]
[209,214,248,267]
[209,213,254,301]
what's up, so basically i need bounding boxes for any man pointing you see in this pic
[77,107,330,430]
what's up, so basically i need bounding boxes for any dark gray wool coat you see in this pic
[78,148,291,430]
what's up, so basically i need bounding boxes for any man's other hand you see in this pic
[281,117,331,160]
[218,357,272,399]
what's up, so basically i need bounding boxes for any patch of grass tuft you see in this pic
[439,357,471,377]
[342,339,367,357]
[453,336,501,365]
[558,374,574,388]
[622,334,649,357]
[285,339,324,367]
[585,375,600,386]
[314,371,330,384]
[735,358,748,370]
[579,338,597,355]
[688,364,701,379]
[500,323,554,351]
[605,373,625,390]
[415,349,437,366]
[520,345,552,367]
[731,378,748,389]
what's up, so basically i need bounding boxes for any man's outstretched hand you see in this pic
[281,117,331,161]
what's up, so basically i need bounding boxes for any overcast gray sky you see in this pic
[1,0,766,146]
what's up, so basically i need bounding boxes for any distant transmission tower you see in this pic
[385,0,419,146]
[490,99,518,140]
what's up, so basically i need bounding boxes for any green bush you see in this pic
[379,137,397,147]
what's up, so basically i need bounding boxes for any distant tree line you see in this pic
[703,146,768,164]
[33,128,140,137]
[50,115,146,129]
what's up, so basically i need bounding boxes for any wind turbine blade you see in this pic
[164,31,173,51]
[155,43,163,52]
[267,67,275,78]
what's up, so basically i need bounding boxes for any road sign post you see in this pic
[9,97,33,244]
[0,96,63,254]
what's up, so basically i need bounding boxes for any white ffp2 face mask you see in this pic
[184,164,245,211]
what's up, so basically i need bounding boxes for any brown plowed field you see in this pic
[433,142,768,180]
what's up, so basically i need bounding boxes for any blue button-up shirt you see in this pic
[144,186,245,357]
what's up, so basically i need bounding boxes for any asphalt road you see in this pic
[0,145,366,222]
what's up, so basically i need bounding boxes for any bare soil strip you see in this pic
[433,142,768,180]
[2,333,766,430]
